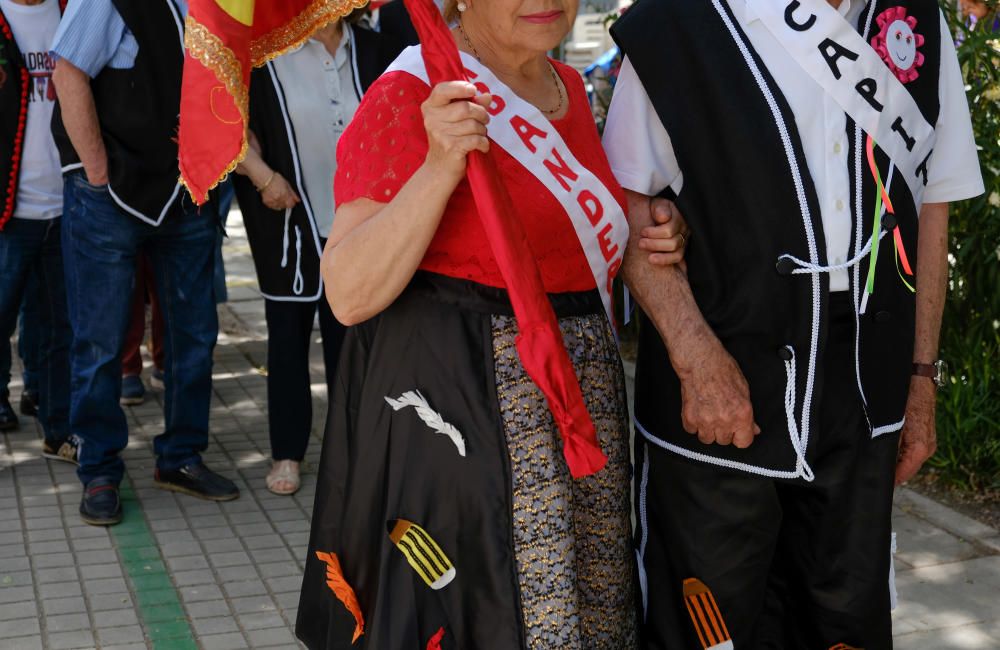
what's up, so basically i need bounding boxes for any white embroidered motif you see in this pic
[384,391,467,457]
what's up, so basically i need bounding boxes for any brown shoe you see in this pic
[42,435,81,466]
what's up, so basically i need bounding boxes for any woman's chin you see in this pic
[515,25,570,54]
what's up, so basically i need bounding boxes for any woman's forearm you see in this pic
[235,132,273,188]
[323,162,463,325]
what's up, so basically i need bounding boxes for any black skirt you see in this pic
[296,272,638,650]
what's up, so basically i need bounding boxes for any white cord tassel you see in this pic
[385,391,466,457]
[292,225,304,296]
[281,208,291,268]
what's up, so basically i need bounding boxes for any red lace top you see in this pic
[334,60,627,293]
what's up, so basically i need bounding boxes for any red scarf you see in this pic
[400,0,606,478]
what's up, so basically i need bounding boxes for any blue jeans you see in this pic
[62,173,219,485]
[213,179,233,304]
[0,217,70,441]
[0,277,41,398]
[19,275,42,393]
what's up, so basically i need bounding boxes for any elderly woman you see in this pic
[295,0,686,647]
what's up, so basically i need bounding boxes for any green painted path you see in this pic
[112,479,197,650]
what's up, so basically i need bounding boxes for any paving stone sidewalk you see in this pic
[1,210,998,649]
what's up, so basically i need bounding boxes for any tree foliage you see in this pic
[933,1,1000,490]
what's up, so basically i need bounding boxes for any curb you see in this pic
[895,487,1000,552]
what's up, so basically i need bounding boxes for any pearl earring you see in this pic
[457,2,468,11]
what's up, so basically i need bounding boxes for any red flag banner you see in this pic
[179,0,367,204]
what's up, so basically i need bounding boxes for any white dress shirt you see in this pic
[272,26,361,239]
[603,0,984,291]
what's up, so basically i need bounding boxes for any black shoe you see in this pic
[19,390,38,417]
[154,462,240,501]
[0,397,18,431]
[79,477,122,526]
[42,435,81,466]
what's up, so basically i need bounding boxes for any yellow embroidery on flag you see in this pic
[683,578,733,650]
[214,0,255,26]
[389,519,457,590]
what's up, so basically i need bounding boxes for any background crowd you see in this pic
[0,0,423,526]
[0,0,996,530]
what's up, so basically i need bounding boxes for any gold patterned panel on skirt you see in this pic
[492,312,638,649]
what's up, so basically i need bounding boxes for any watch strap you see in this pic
[912,363,937,379]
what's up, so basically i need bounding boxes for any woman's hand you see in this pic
[260,172,301,211]
[640,198,690,266]
[422,81,492,179]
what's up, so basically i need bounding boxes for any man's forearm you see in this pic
[52,59,107,184]
[619,189,759,445]
[913,202,949,364]
[620,190,715,375]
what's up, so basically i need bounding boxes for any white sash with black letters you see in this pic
[747,0,936,209]
[385,47,629,325]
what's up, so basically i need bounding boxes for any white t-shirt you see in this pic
[603,0,985,292]
[1,0,62,220]
[272,26,361,239]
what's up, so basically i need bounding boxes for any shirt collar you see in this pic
[741,0,854,26]
[306,23,352,65]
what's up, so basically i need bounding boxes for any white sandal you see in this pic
[266,460,301,496]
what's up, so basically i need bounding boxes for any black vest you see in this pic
[231,24,404,301]
[0,0,64,229]
[51,0,185,225]
[612,0,942,478]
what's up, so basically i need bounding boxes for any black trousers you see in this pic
[264,295,346,461]
[637,294,899,649]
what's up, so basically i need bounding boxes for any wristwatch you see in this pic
[912,360,947,388]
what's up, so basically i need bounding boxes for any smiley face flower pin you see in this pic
[871,6,926,84]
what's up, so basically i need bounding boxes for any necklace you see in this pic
[457,21,565,115]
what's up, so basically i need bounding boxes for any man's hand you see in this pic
[676,333,761,448]
[895,377,937,485]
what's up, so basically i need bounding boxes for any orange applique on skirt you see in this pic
[683,578,733,650]
[315,551,364,643]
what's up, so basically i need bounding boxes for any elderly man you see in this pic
[606,0,983,647]
[51,0,238,526]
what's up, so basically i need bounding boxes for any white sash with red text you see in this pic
[747,0,936,209]
[385,47,629,326]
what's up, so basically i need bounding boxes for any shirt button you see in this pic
[833,142,842,154]
[836,199,845,211]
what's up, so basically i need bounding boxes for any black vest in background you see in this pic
[231,24,404,302]
[1,5,29,229]
[612,0,942,478]
[1,0,65,229]
[52,0,185,225]
[378,0,420,48]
